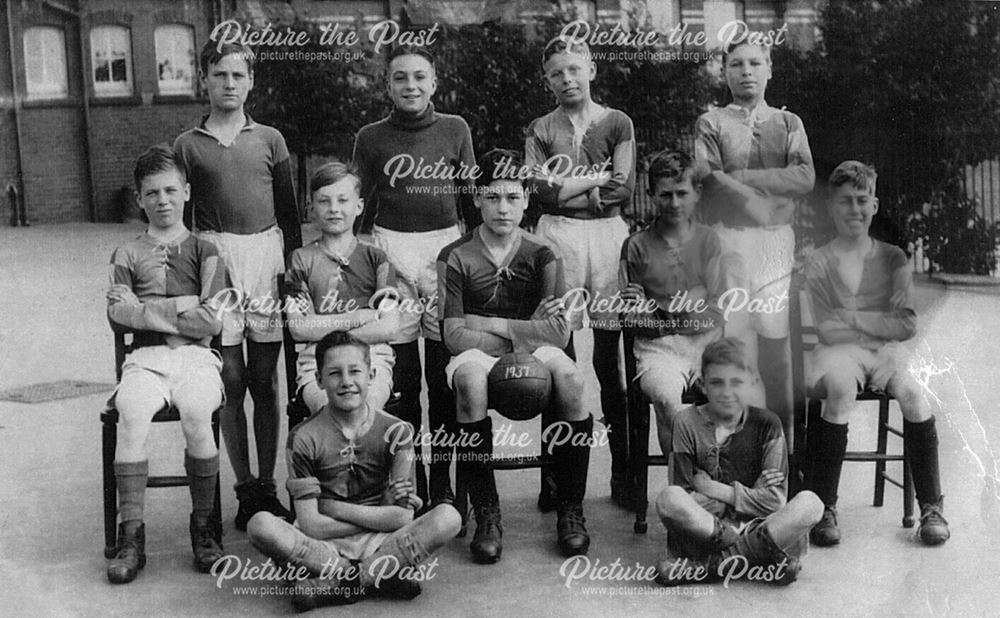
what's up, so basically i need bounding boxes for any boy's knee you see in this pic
[655,486,689,521]
[552,364,585,395]
[453,364,488,400]
[247,511,282,546]
[427,503,462,539]
[822,370,858,400]
[789,490,824,525]
[174,378,222,416]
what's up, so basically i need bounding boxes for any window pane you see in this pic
[155,24,195,94]
[91,25,132,95]
[24,27,68,99]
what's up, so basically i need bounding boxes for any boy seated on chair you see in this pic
[284,162,400,417]
[105,144,227,583]
[802,161,950,547]
[247,331,461,610]
[619,149,726,469]
[437,149,593,563]
[655,337,823,587]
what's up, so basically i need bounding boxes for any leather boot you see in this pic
[190,513,224,573]
[107,520,146,584]
[554,416,592,556]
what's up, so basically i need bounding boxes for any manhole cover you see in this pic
[0,380,115,404]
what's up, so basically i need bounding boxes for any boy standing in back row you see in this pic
[525,36,636,509]
[695,40,814,429]
[175,41,302,529]
[353,46,477,507]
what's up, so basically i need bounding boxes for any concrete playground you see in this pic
[1,222,999,617]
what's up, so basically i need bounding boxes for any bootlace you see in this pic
[920,503,948,526]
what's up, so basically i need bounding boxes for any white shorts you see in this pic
[373,225,461,343]
[200,227,285,346]
[715,224,794,339]
[296,342,395,413]
[535,214,630,329]
[807,342,910,394]
[111,345,223,409]
[444,346,567,389]
[633,328,722,407]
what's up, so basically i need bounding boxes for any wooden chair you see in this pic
[100,332,222,558]
[788,270,915,527]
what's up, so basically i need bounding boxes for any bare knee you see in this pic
[821,371,858,422]
[788,490,824,526]
[247,511,283,546]
[655,485,690,522]
[887,375,929,421]
[426,504,462,540]
[454,364,488,421]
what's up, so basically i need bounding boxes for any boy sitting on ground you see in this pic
[247,331,460,610]
[655,338,823,586]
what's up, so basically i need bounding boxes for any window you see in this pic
[24,26,68,99]
[703,0,740,48]
[90,25,133,96]
[155,24,196,95]
[647,0,678,34]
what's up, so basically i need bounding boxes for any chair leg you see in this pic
[902,423,916,528]
[627,385,650,534]
[102,413,119,559]
[454,475,469,538]
[874,397,889,508]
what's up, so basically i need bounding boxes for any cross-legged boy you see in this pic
[353,45,476,507]
[619,150,726,460]
[655,338,823,587]
[694,40,815,428]
[284,162,399,417]
[105,144,227,583]
[439,149,593,562]
[174,41,302,529]
[247,332,460,611]
[525,36,636,510]
[803,161,950,547]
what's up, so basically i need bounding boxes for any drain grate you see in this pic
[0,380,115,404]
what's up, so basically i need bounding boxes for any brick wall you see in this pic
[20,105,89,223]
[89,101,206,221]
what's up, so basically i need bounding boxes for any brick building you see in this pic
[0,0,821,225]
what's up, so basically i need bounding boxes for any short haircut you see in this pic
[828,160,878,196]
[701,337,754,377]
[311,161,361,196]
[541,36,591,66]
[315,331,371,374]
[200,40,255,75]
[722,40,771,65]
[387,45,435,71]
[134,143,185,191]
[475,148,525,189]
[646,149,702,193]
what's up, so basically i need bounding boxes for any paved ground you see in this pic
[1,223,999,617]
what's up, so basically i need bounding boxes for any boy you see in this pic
[525,37,636,510]
[353,45,477,507]
[438,149,593,562]
[105,144,227,583]
[284,162,399,416]
[655,338,823,586]
[803,161,949,547]
[174,41,302,529]
[247,331,461,611]
[694,40,815,428]
[619,149,726,461]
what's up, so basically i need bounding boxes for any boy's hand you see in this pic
[890,288,908,310]
[381,479,415,506]
[753,468,785,489]
[531,296,565,320]
[620,283,646,302]
[357,308,379,326]
[107,284,139,306]
[588,187,604,214]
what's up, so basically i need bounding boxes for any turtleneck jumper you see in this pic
[352,103,477,233]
